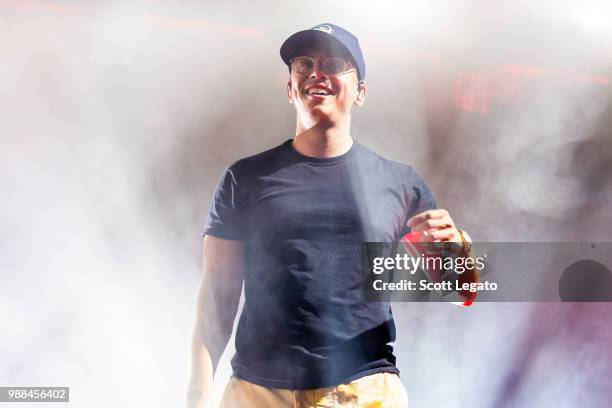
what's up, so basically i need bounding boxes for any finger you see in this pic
[410,218,453,232]
[407,209,449,227]
[428,228,455,241]
[449,229,462,243]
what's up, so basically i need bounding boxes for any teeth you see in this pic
[308,88,330,95]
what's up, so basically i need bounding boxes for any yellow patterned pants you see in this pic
[219,372,408,408]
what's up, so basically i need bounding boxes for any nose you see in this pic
[309,62,329,80]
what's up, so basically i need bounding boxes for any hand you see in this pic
[407,209,478,304]
[406,209,461,244]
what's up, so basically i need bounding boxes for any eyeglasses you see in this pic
[290,56,355,76]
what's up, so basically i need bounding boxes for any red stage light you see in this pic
[455,71,489,114]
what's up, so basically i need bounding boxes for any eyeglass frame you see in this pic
[289,55,357,77]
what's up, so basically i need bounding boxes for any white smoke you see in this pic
[1,1,612,407]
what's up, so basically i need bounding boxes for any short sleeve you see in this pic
[202,167,246,240]
[408,167,438,216]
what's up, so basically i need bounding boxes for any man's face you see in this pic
[286,45,366,128]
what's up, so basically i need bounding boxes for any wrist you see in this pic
[187,388,209,408]
[457,228,472,255]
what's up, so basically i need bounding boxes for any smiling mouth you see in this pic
[306,88,333,96]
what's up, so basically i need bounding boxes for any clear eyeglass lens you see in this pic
[292,57,314,73]
[323,58,347,74]
[291,57,350,75]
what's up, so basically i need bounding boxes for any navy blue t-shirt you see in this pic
[203,139,437,389]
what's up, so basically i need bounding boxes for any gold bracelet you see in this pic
[457,229,472,255]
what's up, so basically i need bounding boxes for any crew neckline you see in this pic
[284,138,359,165]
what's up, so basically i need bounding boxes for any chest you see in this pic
[245,167,406,242]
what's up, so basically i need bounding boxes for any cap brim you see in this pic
[280,30,355,70]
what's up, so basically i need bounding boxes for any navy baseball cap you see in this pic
[280,23,366,81]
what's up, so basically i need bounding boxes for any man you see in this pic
[188,23,474,408]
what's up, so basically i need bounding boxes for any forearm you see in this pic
[188,281,238,407]
[188,236,245,407]
[188,336,214,408]
[188,317,224,408]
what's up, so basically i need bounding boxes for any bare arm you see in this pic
[187,235,245,408]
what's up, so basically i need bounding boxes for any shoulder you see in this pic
[225,140,291,181]
[355,141,421,180]
[357,142,437,210]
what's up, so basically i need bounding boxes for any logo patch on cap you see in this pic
[312,24,333,34]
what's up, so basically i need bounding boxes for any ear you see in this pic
[286,80,294,104]
[354,81,367,107]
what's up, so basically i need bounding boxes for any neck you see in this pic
[292,116,353,158]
